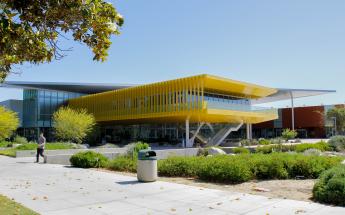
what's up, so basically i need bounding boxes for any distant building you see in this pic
[252,104,344,138]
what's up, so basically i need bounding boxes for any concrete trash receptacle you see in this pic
[137,150,157,182]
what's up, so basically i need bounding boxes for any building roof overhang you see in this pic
[251,88,336,104]
[0,81,133,94]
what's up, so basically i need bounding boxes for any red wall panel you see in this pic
[253,120,274,129]
[282,106,325,129]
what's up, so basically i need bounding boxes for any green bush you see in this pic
[286,155,341,179]
[240,139,258,146]
[294,142,330,153]
[313,165,345,206]
[158,156,201,177]
[249,154,289,179]
[197,147,209,156]
[157,153,342,184]
[232,147,250,154]
[270,137,285,144]
[196,155,253,183]
[70,151,108,168]
[282,129,298,140]
[107,155,137,172]
[303,148,322,156]
[328,135,345,152]
[126,142,150,158]
[13,136,28,144]
[258,138,271,145]
[255,144,294,154]
[256,142,331,154]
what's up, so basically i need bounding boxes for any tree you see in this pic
[0,0,124,81]
[0,106,19,140]
[52,106,95,143]
[327,107,345,134]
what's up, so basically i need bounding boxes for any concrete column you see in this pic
[290,92,295,130]
[185,119,189,148]
[246,123,252,140]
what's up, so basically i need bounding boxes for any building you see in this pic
[253,104,344,139]
[0,74,335,145]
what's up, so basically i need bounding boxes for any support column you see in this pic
[185,118,189,148]
[290,92,295,130]
[246,123,252,140]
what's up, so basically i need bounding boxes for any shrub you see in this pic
[255,144,294,154]
[70,151,108,168]
[158,156,201,177]
[303,148,322,156]
[258,138,271,145]
[0,106,19,141]
[256,142,331,154]
[328,135,345,152]
[126,142,150,159]
[105,153,343,184]
[232,147,250,154]
[240,139,258,146]
[13,136,28,144]
[282,129,298,140]
[197,147,209,156]
[107,156,137,172]
[294,142,330,153]
[270,137,285,144]
[313,165,345,206]
[286,155,341,179]
[196,155,253,183]
[249,154,289,179]
[52,107,96,144]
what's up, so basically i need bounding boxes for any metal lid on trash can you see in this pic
[138,149,157,160]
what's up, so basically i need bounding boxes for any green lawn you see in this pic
[0,141,12,148]
[0,148,16,157]
[0,142,80,157]
[0,194,39,215]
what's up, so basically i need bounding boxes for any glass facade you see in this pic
[23,89,84,140]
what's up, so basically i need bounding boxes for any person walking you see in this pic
[36,132,46,163]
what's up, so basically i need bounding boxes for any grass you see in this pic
[0,141,12,148]
[15,142,79,151]
[0,148,16,157]
[0,142,79,157]
[0,194,39,215]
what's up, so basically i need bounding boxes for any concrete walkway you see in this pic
[0,156,344,215]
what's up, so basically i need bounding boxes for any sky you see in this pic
[1,0,345,108]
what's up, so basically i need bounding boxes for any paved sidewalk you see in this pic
[0,156,344,215]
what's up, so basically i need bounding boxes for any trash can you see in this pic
[137,149,157,182]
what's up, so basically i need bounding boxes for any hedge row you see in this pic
[104,153,342,184]
[255,141,330,154]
